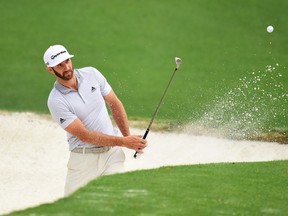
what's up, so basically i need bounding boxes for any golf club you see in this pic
[134,57,182,159]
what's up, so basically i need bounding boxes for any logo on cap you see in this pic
[51,50,67,60]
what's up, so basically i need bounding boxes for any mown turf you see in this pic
[1,2,287,215]
[6,160,288,216]
[0,0,287,132]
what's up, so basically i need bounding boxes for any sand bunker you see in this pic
[1,112,288,214]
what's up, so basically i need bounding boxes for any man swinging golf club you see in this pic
[43,45,147,196]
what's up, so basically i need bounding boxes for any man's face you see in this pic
[50,59,74,81]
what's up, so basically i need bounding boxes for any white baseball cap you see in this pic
[43,45,74,67]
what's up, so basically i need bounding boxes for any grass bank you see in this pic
[6,160,288,215]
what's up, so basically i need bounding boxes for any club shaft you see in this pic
[134,67,178,158]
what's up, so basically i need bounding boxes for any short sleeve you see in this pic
[47,96,77,129]
[90,67,112,96]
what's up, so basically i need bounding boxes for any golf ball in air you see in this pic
[267,26,274,33]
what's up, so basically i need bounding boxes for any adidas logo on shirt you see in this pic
[60,118,66,124]
[91,87,96,93]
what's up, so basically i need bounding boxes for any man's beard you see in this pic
[52,68,74,81]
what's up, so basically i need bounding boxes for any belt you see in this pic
[71,146,111,154]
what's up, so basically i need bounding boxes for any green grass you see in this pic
[6,160,288,216]
[1,1,288,215]
[0,0,287,133]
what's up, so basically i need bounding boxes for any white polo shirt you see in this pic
[47,67,116,151]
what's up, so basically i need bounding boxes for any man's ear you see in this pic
[46,67,54,74]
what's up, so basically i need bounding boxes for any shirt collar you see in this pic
[54,70,82,94]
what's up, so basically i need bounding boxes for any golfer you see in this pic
[43,45,147,196]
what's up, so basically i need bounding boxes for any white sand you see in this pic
[1,112,288,215]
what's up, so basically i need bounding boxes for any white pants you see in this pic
[64,147,126,196]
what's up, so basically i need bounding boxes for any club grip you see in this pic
[133,128,149,158]
[142,128,149,140]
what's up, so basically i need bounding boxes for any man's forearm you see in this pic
[64,114,147,151]
[110,100,130,137]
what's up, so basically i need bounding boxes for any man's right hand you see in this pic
[121,135,148,153]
